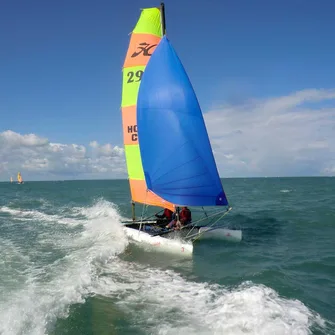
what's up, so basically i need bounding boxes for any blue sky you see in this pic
[1,0,335,180]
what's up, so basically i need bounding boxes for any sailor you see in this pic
[179,206,192,226]
[166,206,192,230]
[155,208,173,226]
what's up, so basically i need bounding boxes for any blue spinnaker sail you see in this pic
[137,36,228,207]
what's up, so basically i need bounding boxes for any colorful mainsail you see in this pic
[137,36,228,207]
[121,7,174,210]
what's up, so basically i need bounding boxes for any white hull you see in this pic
[198,227,242,242]
[124,227,193,256]
[123,225,242,256]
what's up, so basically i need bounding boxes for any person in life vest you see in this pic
[155,208,173,226]
[166,206,192,230]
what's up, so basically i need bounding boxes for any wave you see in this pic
[0,199,330,334]
[93,261,326,335]
[0,199,128,335]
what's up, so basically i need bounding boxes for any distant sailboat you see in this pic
[17,172,24,184]
[10,176,13,183]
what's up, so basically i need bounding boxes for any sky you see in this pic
[0,0,334,181]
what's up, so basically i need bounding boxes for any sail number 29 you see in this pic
[127,70,143,83]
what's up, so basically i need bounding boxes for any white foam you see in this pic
[0,199,128,335]
[0,199,328,335]
[93,262,326,335]
[0,206,80,226]
[0,238,31,297]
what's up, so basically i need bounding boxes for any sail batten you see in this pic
[121,7,174,211]
[137,36,229,207]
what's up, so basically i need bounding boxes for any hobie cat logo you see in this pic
[131,42,157,57]
[128,125,138,141]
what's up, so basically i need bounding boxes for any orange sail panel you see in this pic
[121,7,174,211]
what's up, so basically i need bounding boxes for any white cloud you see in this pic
[204,88,335,177]
[1,88,334,181]
[0,131,126,181]
[1,130,48,147]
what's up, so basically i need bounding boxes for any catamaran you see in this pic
[120,3,242,255]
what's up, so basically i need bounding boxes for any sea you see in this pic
[0,177,334,335]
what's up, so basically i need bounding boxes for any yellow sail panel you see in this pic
[132,8,162,36]
[121,65,145,107]
[124,145,144,180]
[121,7,174,211]
[17,172,22,183]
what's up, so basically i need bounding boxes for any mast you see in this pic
[160,2,166,36]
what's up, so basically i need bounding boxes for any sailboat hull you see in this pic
[122,221,242,255]
[198,227,242,241]
[124,227,193,256]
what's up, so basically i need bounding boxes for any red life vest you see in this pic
[164,208,173,220]
[180,207,191,221]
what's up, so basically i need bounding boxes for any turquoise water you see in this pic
[0,177,334,335]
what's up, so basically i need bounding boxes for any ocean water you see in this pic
[0,177,334,335]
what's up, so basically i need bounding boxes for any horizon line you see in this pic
[0,175,333,183]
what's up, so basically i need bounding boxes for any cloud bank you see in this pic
[0,131,125,181]
[0,88,334,181]
[205,88,335,177]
